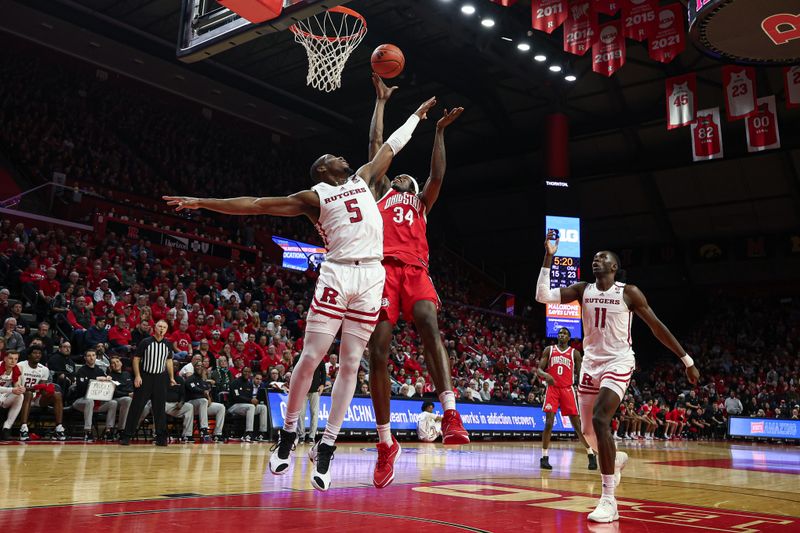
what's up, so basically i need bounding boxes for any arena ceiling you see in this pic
[12,0,800,291]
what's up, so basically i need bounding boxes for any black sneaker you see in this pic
[155,437,168,447]
[268,429,297,475]
[212,434,226,443]
[309,442,336,491]
[84,432,94,443]
[119,434,131,446]
[540,456,553,470]
[254,432,267,442]
[19,428,29,441]
[1,428,11,441]
[103,430,115,442]
[200,428,210,442]
[304,436,314,444]
[54,430,67,442]
[588,453,598,470]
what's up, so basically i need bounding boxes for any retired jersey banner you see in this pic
[785,67,800,109]
[666,73,696,130]
[532,0,569,34]
[648,4,684,63]
[622,0,657,41]
[593,0,620,15]
[723,66,757,121]
[746,96,781,153]
[592,20,625,77]
[690,107,724,162]
[564,1,598,56]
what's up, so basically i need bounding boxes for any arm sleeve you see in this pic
[386,114,421,155]
[535,268,562,304]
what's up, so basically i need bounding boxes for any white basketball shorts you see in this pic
[306,261,385,342]
[577,356,635,401]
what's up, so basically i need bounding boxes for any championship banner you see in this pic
[532,0,569,34]
[666,73,696,129]
[563,0,597,56]
[648,3,684,64]
[490,0,518,6]
[746,96,781,153]
[785,66,800,109]
[593,0,620,16]
[622,0,657,42]
[592,20,625,77]
[723,66,757,121]
[690,107,724,162]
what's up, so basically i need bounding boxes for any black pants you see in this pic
[124,372,168,439]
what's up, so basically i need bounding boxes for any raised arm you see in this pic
[534,230,587,305]
[163,191,320,221]
[625,284,700,384]
[368,74,397,198]
[419,107,464,215]
[357,96,437,187]
[536,346,555,385]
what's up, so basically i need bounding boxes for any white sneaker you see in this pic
[645,435,653,440]
[588,497,619,523]
[308,441,336,491]
[614,451,629,487]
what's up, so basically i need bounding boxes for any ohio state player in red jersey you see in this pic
[366,74,468,489]
[536,327,596,471]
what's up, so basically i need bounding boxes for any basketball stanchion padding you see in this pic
[218,0,282,24]
[290,6,367,92]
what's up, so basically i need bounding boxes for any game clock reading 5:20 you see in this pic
[545,216,582,339]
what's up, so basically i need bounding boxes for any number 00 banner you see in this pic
[592,20,625,76]
[690,107,724,162]
[746,96,781,153]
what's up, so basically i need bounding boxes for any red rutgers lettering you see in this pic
[320,287,340,304]
[581,373,594,386]
[762,13,800,45]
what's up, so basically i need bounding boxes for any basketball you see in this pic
[371,44,405,79]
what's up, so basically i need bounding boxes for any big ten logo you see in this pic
[762,13,800,45]
[557,228,580,243]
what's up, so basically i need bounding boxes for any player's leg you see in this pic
[116,396,132,435]
[178,403,194,441]
[97,399,117,439]
[209,402,225,440]
[256,404,268,436]
[242,404,256,439]
[367,320,393,441]
[18,391,33,441]
[541,411,555,470]
[72,398,94,440]
[560,385,596,469]
[1,393,24,439]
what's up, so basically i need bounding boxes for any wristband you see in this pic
[680,354,694,368]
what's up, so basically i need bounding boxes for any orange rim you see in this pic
[289,6,367,43]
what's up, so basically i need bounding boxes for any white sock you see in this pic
[601,474,616,499]
[55,424,64,432]
[377,423,392,444]
[321,422,341,446]
[283,412,299,433]
[542,449,548,457]
[587,447,594,455]
[21,424,28,432]
[439,390,456,411]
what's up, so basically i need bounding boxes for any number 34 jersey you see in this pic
[312,175,383,263]
[581,282,635,369]
[378,189,430,269]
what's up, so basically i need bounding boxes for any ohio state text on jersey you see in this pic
[311,175,383,263]
[378,189,430,269]
[547,345,576,388]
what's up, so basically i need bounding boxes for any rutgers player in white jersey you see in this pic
[17,345,66,441]
[536,230,699,523]
[164,94,437,491]
[365,75,468,489]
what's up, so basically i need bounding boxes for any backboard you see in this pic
[177,0,348,63]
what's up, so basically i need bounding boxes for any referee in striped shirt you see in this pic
[119,320,177,446]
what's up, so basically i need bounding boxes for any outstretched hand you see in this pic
[372,72,398,101]
[686,365,700,385]
[544,229,559,256]
[163,196,201,212]
[437,107,464,130]
[414,97,437,120]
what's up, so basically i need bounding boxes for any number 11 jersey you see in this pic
[377,188,430,269]
[581,282,635,367]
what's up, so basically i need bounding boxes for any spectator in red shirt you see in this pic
[150,296,169,322]
[187,314,207,346]
[94,292,114,318]
[107,316,133,355]
[169,321,193,362]
[207,329,224,355]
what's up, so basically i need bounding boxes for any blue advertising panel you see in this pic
[267,392,575,433]
[728,417,800,440]
[271,236,326,271]
[545,215,582,339]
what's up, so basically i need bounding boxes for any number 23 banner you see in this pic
[722,66,757,121]
[746,96,781,153]
[690,107,723,162]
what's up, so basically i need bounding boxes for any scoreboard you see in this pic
[545,215,582,338]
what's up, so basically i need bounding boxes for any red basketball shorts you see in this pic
[543,386,579,416]
[379,258,440,325]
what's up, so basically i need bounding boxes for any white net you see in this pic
[290,6,367,93]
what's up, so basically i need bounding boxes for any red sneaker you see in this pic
[441,409,470,445]
[373,436,401,488]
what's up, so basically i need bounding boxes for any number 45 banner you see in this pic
[666,73,696,130]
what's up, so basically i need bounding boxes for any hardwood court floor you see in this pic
[1,438,798,532]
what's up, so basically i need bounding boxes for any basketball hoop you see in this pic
[290,6,367,93]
